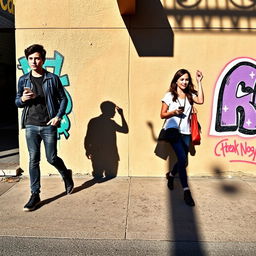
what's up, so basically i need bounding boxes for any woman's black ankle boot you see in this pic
[184,190,195,206]
[166,173,174,190]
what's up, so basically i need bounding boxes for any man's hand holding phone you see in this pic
[21,87,36,102]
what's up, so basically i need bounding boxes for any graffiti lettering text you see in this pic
[214,138,256,164]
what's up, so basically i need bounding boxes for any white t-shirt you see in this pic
[161,92,192,135]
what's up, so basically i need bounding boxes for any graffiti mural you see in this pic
[17,51,73,140]
[210,57,256,165]
[210,57,256,137]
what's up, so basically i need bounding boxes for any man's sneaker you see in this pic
[184,190,195,207]
[23,193,41,212]
[64,169,74,195]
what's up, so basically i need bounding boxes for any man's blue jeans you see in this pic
[25,125,68,194]
[170,134,191,188]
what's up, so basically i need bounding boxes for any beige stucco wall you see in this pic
[15,0,256,177]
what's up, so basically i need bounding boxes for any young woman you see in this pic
[160,69,204,206]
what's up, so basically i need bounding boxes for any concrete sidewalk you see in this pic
[0,175,255,244]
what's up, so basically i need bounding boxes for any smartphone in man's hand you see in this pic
[24,87,33,93]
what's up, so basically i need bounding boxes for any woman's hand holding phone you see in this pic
[174,107,184,115]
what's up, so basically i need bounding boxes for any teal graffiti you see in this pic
[17,51,72,140]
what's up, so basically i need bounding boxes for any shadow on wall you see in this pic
[121,0,174,57]
[147,121,176,170]
[147,121,197,165]
[118,0,256,57]
[147,121,206,255]
[84,101,129,180]
[163,0,256,32]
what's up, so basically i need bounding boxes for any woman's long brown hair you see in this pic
[169,69,197,105]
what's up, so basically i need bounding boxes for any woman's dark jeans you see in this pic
[25,125,68,194]
[170,134,191,188]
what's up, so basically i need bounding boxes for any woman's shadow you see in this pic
[147,121,205,255]
[147,121,196,163]
[73,101,129,193]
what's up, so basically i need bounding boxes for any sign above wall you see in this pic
[0,0,15,28]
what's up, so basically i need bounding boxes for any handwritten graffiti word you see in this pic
[214,138,256,165]
[0,0,14,14]
[210,57,256,138]
[17,51,73,140]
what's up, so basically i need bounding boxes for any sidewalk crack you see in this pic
[124,177,131,240]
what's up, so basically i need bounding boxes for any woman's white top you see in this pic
[162,92,192,135]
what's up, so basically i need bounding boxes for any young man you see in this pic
[15,44,74,211]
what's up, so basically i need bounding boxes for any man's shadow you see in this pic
[73,101,129,194]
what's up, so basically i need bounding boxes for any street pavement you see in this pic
[0,175,256,255]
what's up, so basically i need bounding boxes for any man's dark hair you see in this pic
[24,44,46,62]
